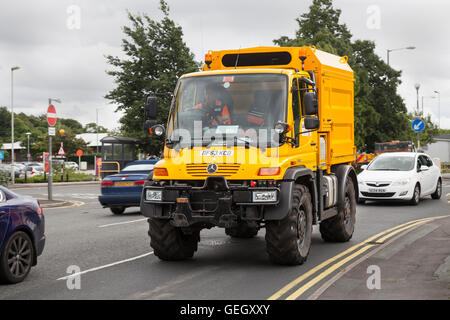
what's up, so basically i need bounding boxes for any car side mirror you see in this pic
[419,165,429,172]
[361,165,368,170]
[144,96,158,120]
[303,92,318,116]
[304,117,320,130]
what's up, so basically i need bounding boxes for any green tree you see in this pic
[105,0,199,155]
[274,0,411,152]
[84,122,109,133]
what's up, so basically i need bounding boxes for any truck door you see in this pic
[291,76,317,167]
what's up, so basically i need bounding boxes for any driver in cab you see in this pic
[192,83,231,126]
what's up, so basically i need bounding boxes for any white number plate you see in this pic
[200,150,234,157]
[368,188,386,193]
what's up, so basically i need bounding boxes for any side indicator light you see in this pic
[258,167,281,176]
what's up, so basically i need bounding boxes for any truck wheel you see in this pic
[265,184,312,265]
[110,207,125,215]
[148,218,199,261]
[225,222,258,238]
[320,178,356,242]
[431,179,442,199]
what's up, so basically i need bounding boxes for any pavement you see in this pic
[316,216,450,299]
[38,199,76,208]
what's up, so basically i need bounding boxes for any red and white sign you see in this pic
[43,152,50,173]
[57,146,65,156]
[76,149,83,157]
[47,104,57,127]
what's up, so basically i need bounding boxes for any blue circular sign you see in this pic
[411,119,425,133]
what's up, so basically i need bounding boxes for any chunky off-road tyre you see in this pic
[148,218,199,261]
[320,179,356,242]
[265,184,313,265]
[110,207,125,215]
[431,179,442,200]
[225,222,258,238]
[0,231,34,284]
[410,184,420,205]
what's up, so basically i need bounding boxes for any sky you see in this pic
[0,0,449,134]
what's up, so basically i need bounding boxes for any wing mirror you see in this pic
[419,165,429,172]
[361,165,368,170]
[304,117,320,130]
[303,92,318,116]
[144,96,158,120]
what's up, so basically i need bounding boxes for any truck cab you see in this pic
[141,46,358,265]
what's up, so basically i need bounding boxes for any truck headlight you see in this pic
[252,191,277,202]
[146,190,162,201]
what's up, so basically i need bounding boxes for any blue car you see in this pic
[99,159,157,215]
[0,186,45,284]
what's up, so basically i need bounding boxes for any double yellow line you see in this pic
[268,215,447,300]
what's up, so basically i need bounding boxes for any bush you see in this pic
[0,170,9,186]
[15,171,95,183]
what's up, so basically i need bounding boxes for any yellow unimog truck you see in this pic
[141,46,358,265]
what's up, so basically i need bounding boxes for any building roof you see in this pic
[100,136,139,144]
[75,133,109,147]
[1,141,25,150]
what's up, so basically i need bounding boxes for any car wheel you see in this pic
[431,179,442,200]
[410,184,420,205]
[0,231,34,284]
[110,207,125,215]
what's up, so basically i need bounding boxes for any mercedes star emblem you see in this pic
[206,163,218,174]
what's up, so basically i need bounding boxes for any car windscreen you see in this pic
[121,164,155,172]
[367,156,415,171]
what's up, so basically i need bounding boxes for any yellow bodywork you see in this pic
[153,46,355,181]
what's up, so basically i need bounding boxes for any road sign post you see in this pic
[47,102,57,200]
[76,149,83,172]
[411,119,425,149]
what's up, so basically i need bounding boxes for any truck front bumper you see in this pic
[140,176,281,228]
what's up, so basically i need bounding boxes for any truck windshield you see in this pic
[167,73,287,148]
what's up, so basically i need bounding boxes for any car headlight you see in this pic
[252,191,277,202]
[392,178,411,186]
[146,190,162,201]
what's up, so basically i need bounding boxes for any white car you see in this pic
[64,162,79,170]
[357,152,442,205]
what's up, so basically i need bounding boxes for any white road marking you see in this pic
[98,218,147,228]
[57,252,154,281]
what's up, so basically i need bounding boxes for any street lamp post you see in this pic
[434,90,441,130]
[26,132,31,163]
[10,66,20,184]
[415,83,421,149]
[96,108,99,154]
[386,46,416,66]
